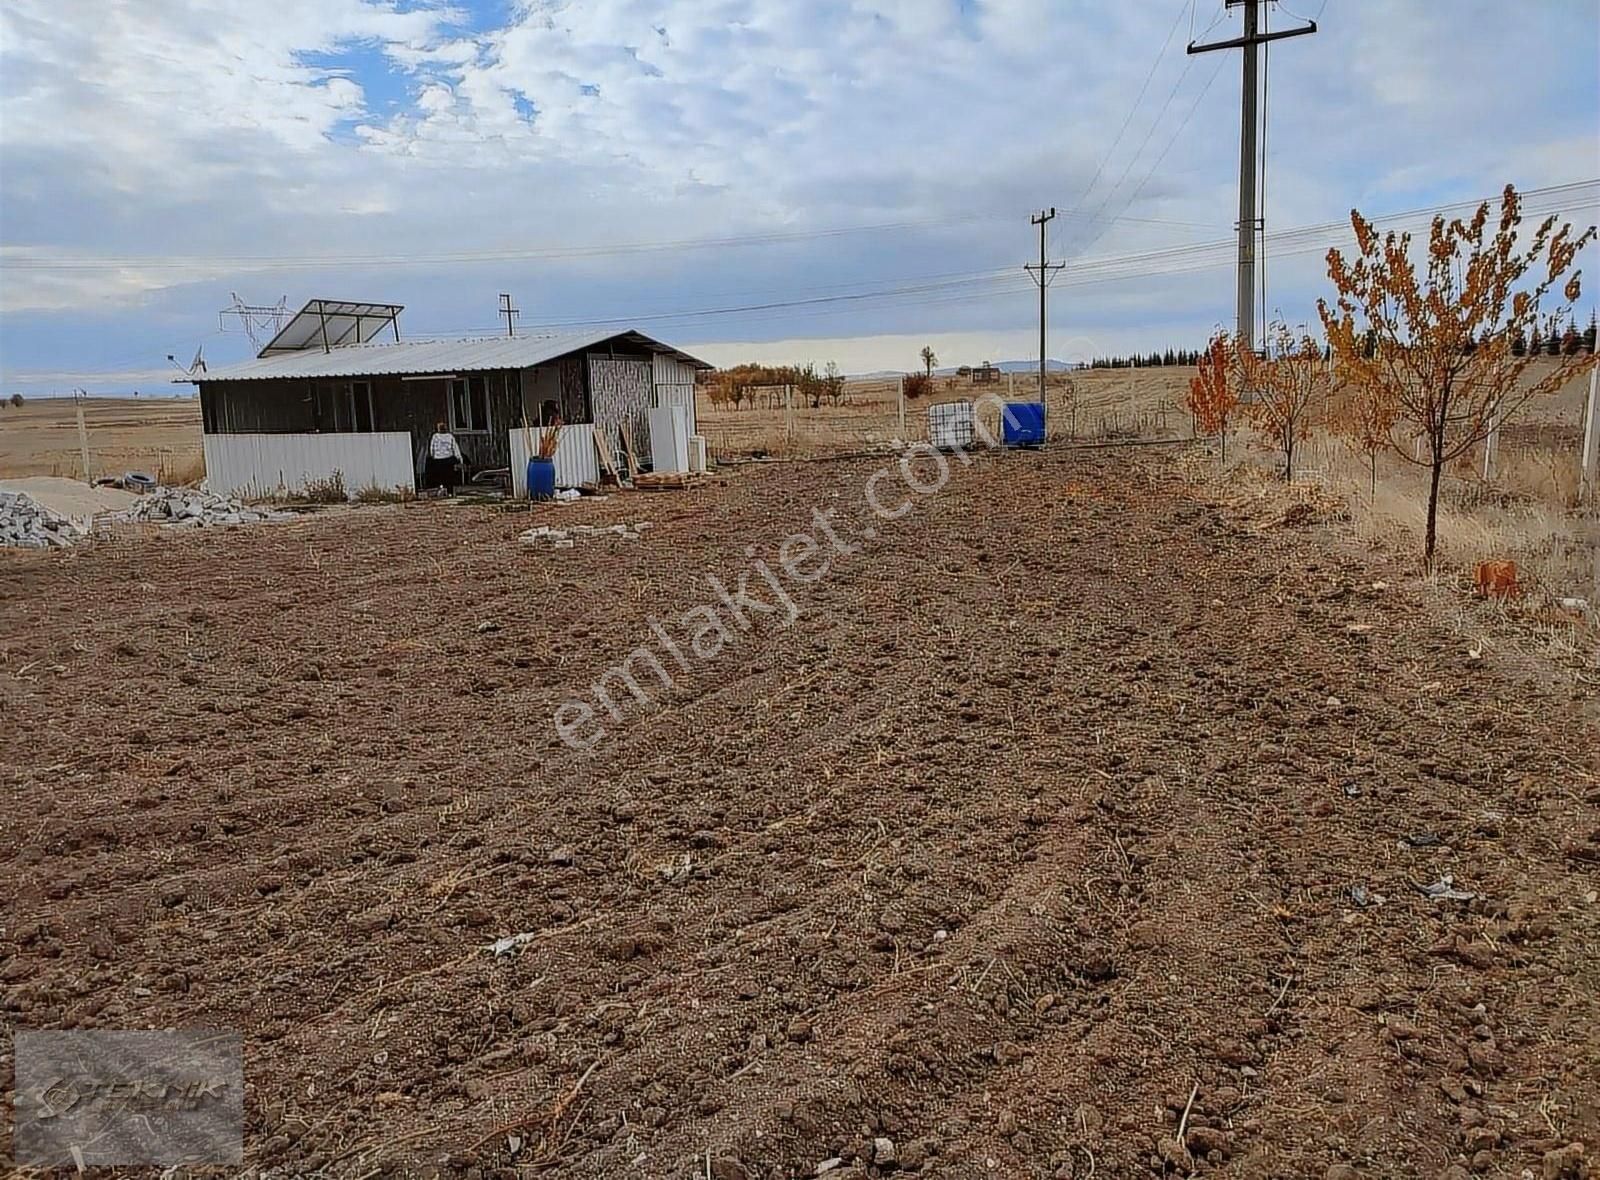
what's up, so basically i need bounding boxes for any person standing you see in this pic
[425,421,464,495]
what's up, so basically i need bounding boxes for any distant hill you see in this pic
[850,359,1076,380]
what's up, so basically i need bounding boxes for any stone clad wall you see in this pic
[588,356,653,459]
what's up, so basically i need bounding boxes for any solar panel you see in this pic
[258,299,404,356]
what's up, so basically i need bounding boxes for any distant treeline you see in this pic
[1513,316,1598,357]
[1088,349,1208,369]
[1089,315,1597,368]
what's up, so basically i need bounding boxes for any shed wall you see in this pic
[507,424,601,495]
[589,355,654,458]
[201,371,525,478]
[202,432,414,498]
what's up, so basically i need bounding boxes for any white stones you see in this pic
[1,485,292,549]
[519,521,651,547]
[0,492,89,549]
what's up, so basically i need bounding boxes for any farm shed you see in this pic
[191,299,709,497]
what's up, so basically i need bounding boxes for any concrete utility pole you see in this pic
[1189,0,1316,354]
[74,388,93,483]
[1024,208,1065,403]
[1580,367,1600,502]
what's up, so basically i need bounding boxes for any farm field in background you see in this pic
[3,448,1595,1174]
[0,396,202,482]
[3,364,1595,600]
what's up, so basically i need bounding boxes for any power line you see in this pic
[10,184,1595,380]
[1071,0,1192,213]
[3,206,1220,275]
[1188,0,1318,351]
[1079,55,1230,258]
[498,183,1600,333]
[1076,58,1198,248]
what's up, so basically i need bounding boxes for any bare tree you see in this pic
[824,361,845,406]
[920,346,937,380]
[1237,321,1330,482]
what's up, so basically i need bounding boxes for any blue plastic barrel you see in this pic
[526,457,556,500]
[1002,402,1046,447]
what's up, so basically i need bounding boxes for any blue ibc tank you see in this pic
[526,457,556,500]
[1002,402,1046,447]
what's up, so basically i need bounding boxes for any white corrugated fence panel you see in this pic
[653,381,697,435]
[202,432,414,499]
[648,406,691,473]
[508,423,599,496]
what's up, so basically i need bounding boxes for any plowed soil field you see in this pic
[3,449,1597,1179]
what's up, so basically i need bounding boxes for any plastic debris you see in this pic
[1399,833,1443,848]
[1349,885,1386,908]
[1417,876,1476,902]
[487,932,538,956]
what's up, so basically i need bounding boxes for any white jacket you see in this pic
[428,432,463,461]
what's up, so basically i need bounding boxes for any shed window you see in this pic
[449,376,491,433]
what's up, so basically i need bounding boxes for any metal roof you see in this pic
[259,299,404,355]
[199,328,711,382]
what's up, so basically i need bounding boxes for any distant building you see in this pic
[972,362,1000,384]
[188,299,708,497]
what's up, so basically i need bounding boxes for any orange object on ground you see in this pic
[1475,560,1521,598]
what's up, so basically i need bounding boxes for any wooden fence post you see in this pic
[785,384,794,445]
[896,376,906,440]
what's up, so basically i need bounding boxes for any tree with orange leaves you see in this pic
[1327,371,1399,500]
[1185,332,1240,463]
[1237,320,1330,482]
[1319,184,1597,568]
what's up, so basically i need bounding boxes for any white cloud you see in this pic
[2,0,1596,391]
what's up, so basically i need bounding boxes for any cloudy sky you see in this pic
[1,0,1597,394]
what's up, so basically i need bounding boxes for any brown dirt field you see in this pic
[0,396,203,482]
[2,449,1598,1179]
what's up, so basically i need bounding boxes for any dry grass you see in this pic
[158,449,208,486]
[1262,431,1599,601]
[0,396,203,480]
[696,369,1181,458]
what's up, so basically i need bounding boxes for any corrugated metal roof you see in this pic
[200,328,709,381]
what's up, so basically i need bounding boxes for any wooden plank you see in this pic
[621,425,641,481]
[591,424,621,480]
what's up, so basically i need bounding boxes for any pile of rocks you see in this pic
[2,485,293,549]
[111,486,291,529]
[0,492,90,549]
[520,521,651,548]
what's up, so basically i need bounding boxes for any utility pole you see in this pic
[74,388,93,483]
[498,293,520,338]
[1024,208,1065,404]
[1189,0,1316,354]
